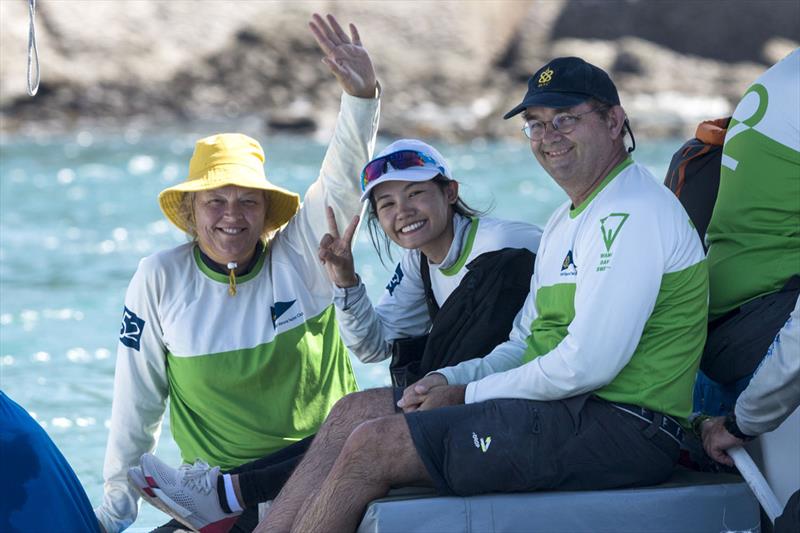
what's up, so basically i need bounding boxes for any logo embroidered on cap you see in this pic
[538,67,554,87]
[120,306,145,351]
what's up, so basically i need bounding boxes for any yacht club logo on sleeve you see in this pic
[597,213,629,272]
[386,264,404,296]
[120,306,145,351]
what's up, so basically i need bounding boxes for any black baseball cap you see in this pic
[503,57,621,119]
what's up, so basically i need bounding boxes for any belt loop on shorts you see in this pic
[642,412,662,439]
[610,403,683,445]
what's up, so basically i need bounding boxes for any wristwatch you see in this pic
[689,413,712,437]
[724,412,755,442]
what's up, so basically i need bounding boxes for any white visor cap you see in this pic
[360,139,453,201]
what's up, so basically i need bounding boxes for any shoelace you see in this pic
[178,460,216,494]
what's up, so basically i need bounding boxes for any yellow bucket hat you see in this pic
[158,133,300,236]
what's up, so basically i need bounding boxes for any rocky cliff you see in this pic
[1,0,797,139]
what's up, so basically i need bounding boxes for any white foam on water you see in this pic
[57,168,76,184]
[66,347,92,363]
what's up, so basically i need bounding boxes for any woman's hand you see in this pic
[319,206,359,288]
[309,14,377,98]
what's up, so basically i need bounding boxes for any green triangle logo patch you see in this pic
[600,213,629,252]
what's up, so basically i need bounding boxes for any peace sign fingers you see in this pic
[325,205,341,240]
[325,206,359,249]
[342,214,359,248]
[320,206,360,288]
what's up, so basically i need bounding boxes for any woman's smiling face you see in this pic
[372,178,458,263]
[192,185,267,267]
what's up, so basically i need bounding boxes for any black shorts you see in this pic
[404,395,678,496]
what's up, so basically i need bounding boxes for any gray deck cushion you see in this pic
[357,468,760,533]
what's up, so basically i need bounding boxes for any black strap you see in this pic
[702,273,800,383]
[419,252,440,321]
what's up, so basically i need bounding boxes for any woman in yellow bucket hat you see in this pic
[95,14,380,533]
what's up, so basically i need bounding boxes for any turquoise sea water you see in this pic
[0,128,682,529]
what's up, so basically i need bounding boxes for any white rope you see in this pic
[27,0,40,96]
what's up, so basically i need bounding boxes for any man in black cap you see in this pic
[256,57,709,533]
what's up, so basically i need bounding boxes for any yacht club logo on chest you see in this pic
[597,213,629,272]
[271,299,303,328]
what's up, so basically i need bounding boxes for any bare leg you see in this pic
[291,413,431,533]
[256,387,396,533]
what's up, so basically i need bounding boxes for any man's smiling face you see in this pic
[524,101,617,195]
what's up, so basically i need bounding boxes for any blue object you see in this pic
[0,391,100,533]
[692,369,752,415]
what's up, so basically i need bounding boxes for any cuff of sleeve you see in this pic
[464,382,478,404]
[423,370,451,383]
[725,411,757,441]
[95,506,124,533]
[341,80,381,104]
[429,368,456,385]
[732,406,760,439]
[332,276,365,311]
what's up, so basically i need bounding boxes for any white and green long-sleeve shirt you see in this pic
[706,48,800,319]
[96,92,379,533]
[438,160,708,422]
[715,49,800,435]
[334,214,542,362]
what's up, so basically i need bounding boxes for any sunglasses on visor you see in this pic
[360,150,445,192]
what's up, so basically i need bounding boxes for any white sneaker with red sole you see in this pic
[130,454,240,533]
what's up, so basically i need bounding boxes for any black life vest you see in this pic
[390,247,535,387]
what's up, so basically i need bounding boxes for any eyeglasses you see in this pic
[521,106,607,140]
[360,150,445,191]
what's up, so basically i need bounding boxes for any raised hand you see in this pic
[319,206,360,288]
[309,13,377,98]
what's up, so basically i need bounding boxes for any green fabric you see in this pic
[166,305,357,470]
[522,284,576,362]
[595,260,708,423]
[521,261,707,423]
[570,158,633,218]
[706,123,800,318]
[441,217,480,276]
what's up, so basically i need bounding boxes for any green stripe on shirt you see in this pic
[166,305,357,470]
[521,260,707,423]
[596,260,708,422]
